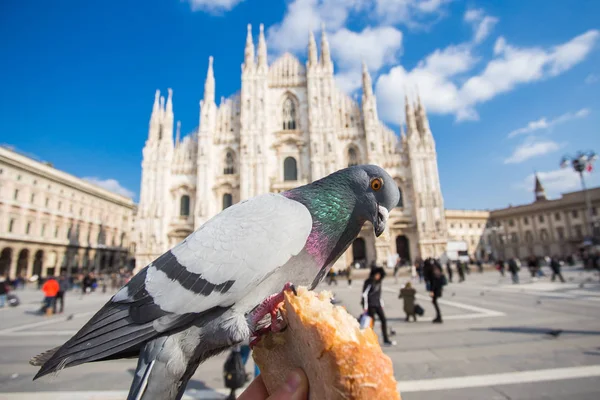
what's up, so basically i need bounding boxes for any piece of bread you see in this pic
[252,286,401,400]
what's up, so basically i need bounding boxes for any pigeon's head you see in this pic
[345,164,400,237]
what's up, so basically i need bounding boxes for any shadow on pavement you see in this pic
[471,326,600,336]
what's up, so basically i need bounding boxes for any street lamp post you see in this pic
[560,151,598,239]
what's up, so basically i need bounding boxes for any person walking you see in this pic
[54,272,69,314]
[224,344,248,400]
[0,276,9,308]
[497,259,506,277]
[445,260,453,283]
[82,273,92,295]
[423,258,434,291]
[399,282,417,322]
[347,263,355,287]
[415,257,424,283]
[326,269,338,286]
[477,259,484,273]
[528,256,539,279]
[508,258,520,284]
[362,267,395,345]
[550,256,565,283]
[457,261,465,282]
[430,264,444,323]
[41,276,59,315]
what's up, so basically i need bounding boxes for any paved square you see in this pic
[1,266,599,399]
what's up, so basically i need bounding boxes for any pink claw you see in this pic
[249,282,296,347]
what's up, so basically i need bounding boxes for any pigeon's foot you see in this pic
[249,282,296,348]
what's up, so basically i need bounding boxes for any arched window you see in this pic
[224,151,235,175]
[347,147,359,167]
[180,195,190,216]
[525,231,533,243]
[397,187,404,208]
[283,157,297,181]
[282,97,296,130]
[222,193,233,210]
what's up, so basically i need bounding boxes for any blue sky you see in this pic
[1,0,599,210]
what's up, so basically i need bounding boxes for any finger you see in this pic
[267,368,309,400]
[237,374,269,400]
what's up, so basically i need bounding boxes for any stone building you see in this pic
[488,175,600,259]
[445,209,492,259]
[0,146,136,279]
[135,24,449,272]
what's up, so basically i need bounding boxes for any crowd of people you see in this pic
[0,269,135,314]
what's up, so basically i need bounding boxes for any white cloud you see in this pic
[508,108,590,138]
[503,138,562,164]
[548,30,600,76]
[464,8,498,44]
[520,168,598,196]
[372,0,449,26]
[328,26,403,92]
[376,44,477,123]
[267,0,364,55]
[266,0,446,56]
[266,0,450,96]
[185,0,244,13]
[330,26,403,71]
[585,73,599,84]
[84,177,135,199]
[376,29,599,124]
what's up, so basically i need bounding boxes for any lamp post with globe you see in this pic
[560,151,598,239]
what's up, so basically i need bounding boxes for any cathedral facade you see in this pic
[134,24,448,272]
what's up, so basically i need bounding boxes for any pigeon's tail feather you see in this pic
[33,303,158,381]
[29,346,61,367]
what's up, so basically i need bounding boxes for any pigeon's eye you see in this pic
[370,177,383,191]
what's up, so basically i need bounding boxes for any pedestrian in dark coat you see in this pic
[508,258,520,284]
[457,261,465,282]
[497,259,506,277]
[550,256,565,283]
[430,265,444,323]
[528,256,539,278]
[399,282,417,322]
[54,272,69,314]
[362,267,395,345]
[423,258,435,290]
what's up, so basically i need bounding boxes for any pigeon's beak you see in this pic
[374,205,389,237]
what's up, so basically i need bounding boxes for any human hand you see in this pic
[237,368,308,400]
[429,292,434,298]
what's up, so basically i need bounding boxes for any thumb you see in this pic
[267,368,309,400]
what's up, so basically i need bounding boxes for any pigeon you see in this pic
[31,165,399,400]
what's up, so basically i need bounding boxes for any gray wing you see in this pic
[33,193,312,379]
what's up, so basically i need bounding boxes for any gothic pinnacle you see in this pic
[204,56,215,104]
[362,61,373,98]
[244,24,255,68]
[308,30,318,66]
[152,89,160,115]
[320,23,332,68]
[166,88,173,113]
[257,23,267,68]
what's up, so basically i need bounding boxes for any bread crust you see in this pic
[252,287,401,400]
